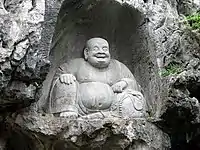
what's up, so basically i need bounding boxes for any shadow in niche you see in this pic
[186,134,200,150]
[161,107,198,150]
[53,136,148,150]
[188,83,200,102]
[53,140,79,150]
[171,133,200,150]
[6,132,36,150]
[50,0,145,68]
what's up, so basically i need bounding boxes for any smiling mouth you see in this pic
[96,56,106,58]
[95,54,107,58]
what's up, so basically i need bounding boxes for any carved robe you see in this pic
[48,58,145,117]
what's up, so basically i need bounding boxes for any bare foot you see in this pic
[60,112,78,119]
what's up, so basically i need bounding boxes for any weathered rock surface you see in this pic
[177,0,200,15]
[5,109,170,150]
[0,0,200,149]
[0,0,50,112]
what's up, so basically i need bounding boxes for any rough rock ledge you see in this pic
[5,109,170,150]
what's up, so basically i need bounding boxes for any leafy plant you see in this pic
[160,63,183,77]
[185,13,200,30]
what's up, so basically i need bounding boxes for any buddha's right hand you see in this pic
[60,112,78,119]
[59,74,76,84]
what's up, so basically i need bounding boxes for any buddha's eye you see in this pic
[93,46,99,51]
[102,47,108,51]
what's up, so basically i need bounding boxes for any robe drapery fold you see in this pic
[47,58,146,116]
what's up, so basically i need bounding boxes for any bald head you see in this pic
[84,37,111,68]
[86,38,109,48]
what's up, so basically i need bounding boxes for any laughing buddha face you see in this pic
[84,38,111,68]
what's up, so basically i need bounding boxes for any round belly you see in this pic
[78,82,114,110]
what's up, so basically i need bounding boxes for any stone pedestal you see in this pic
[9,111,170,150]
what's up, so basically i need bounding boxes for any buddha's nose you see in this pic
[99,48,105,52]
[97,50,106,55]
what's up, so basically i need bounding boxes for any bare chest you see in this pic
[76,62,120,85]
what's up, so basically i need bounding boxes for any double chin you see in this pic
[88,59,110,69]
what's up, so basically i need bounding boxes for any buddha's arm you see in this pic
[53,60,78,81]
[119,62,141,92]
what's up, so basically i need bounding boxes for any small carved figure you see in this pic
[48,38,145,118]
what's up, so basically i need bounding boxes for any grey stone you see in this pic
[10,110,170,150]
[1,81,36,108]
[47,38,146,119]
[177,0,200,15]
[1,61,12,74]
[11,39,29,63]
[0,47,12,63]
[0,0,200,149]
[0,0,49,111]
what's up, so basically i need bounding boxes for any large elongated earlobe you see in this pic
[84,48,89,60]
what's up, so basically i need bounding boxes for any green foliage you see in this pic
[160,63,183,77]
[185,13,200,30]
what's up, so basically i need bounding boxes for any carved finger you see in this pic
[113,86,119,93]
[63,75,67,84]
[111,86,116,91]
[116,86,121,92]
[119,87,123,92]
[67,75,71,84]
[119,86,123,92]
[116,85,122,93]
[68,76,71,84]
[60,112,78,118]
[71,75,76,83]
[60,112,67,117]
[60,76,64,83]
[61,76,64,84]
[69,114,78,119]
[69,76,73,84]
[72,75,76,81]
[115,86,119,91]
[64,76,68,84]
[66,75,70,84]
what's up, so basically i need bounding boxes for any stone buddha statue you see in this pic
[48,37,146,118]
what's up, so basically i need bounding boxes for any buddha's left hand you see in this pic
[111,81,127,93]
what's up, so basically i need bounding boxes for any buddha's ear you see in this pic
[84,48,89,60]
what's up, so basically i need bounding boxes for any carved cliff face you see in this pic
[84,38,111,68]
